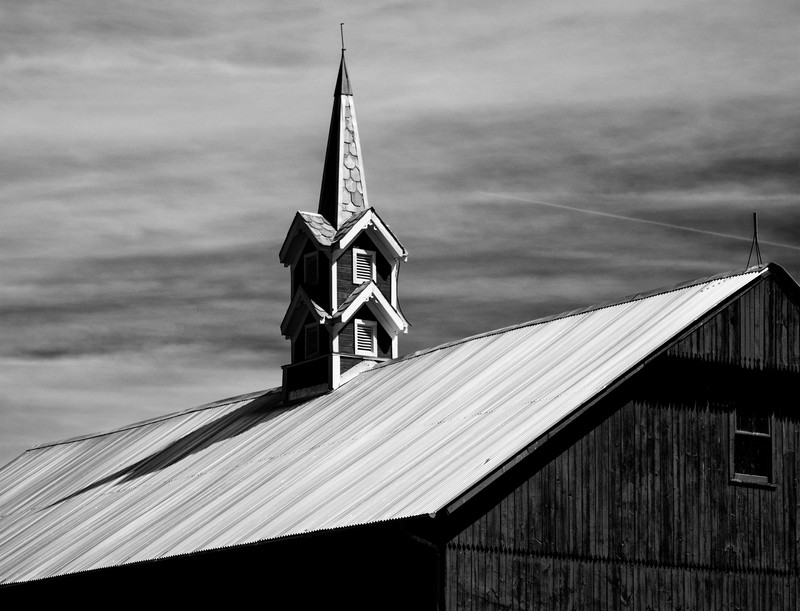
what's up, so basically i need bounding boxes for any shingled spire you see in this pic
[318,50,369,229]
[279,50,408,401]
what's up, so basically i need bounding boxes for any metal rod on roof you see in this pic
[340,23,345,52]
[746,212,763,267]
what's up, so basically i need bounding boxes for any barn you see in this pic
[1,53,799,609]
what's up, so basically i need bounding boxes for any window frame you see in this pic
[354,318,377,357]
[352,248,375,285]
[304,252,319,286]
[730,409,775,487]
[304,323,320,358]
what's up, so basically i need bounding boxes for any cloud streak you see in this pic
[479,193,800,252]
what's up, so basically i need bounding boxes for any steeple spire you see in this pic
[279,49,407,401]
[333,50,353,96]
[318,50,369,229]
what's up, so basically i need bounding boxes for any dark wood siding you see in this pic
[340,355,362,375]
[446,550,799,610]
[337,234,392,306]
[446,366,800,608]
[292,313,330,362]
[337,306,391,359]
[337,245,353,305]
[444,278,800,608]
[293,242,330,310]
[669,275,800,372]
[283,355,328,394]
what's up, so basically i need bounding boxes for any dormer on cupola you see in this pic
[279,50,408,401]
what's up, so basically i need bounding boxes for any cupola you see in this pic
[278,50,408,400]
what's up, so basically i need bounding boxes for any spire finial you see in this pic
[747,212,763,267]
[340,23,345,52]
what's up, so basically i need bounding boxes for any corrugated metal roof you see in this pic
[0,266,768,584]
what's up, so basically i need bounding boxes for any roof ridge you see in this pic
[385,264,771,367]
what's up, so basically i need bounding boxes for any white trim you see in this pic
[330,354,340,389]
[336,97,345,223]
[331,210,406,263]
[280,287,329,338]
[278,215,306,265]
[331,283,408,336]
[352,248,375,284]
[331,258,338,311]
[354,319,377,357]
[339,359,378,386]
[390,262,398,308]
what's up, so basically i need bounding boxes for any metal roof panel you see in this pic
[0,267,767,584]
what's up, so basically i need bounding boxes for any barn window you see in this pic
[732,409,772,484]
[304,252,319,285]
[305,323,319,358]
[352,248,375,284]
[354,319,377,356]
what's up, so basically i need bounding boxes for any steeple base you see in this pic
[282,354,385,401]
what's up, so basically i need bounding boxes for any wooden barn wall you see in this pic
[445,278,800,611]
[668,275,800,373]
[445,551,798,610]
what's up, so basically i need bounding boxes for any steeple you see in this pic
[278,50,408,401]
[318,50,369,229]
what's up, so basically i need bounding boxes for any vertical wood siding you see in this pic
[445,277,800,609]
[447,394,800,609]
[446,549,799,610]
[669,275,800,372]
[337,308,392,359]
[336,235,393,306]
[293,241,331,309]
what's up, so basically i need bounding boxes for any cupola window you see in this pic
[353,248,375,284]
[305,323,320,358]
[304,252,319,285]
[354,319,377,356]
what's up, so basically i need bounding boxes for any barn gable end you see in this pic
[668,272,800,372]
[443,268,800,609]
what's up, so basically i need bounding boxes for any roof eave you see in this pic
[333,210,407,262]
[280,287,330,337]
[331,283,408,335]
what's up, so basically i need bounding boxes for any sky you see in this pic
[2,0,799,465]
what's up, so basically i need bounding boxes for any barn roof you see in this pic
[0,264,784,585]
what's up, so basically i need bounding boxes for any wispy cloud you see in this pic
[1,0,798,464]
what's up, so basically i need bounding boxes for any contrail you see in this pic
[478,192,800,252]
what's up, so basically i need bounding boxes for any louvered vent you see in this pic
[304,253,319,285]
[355,319,376,356]
[305,324,319,357]
[353,249,374,283]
